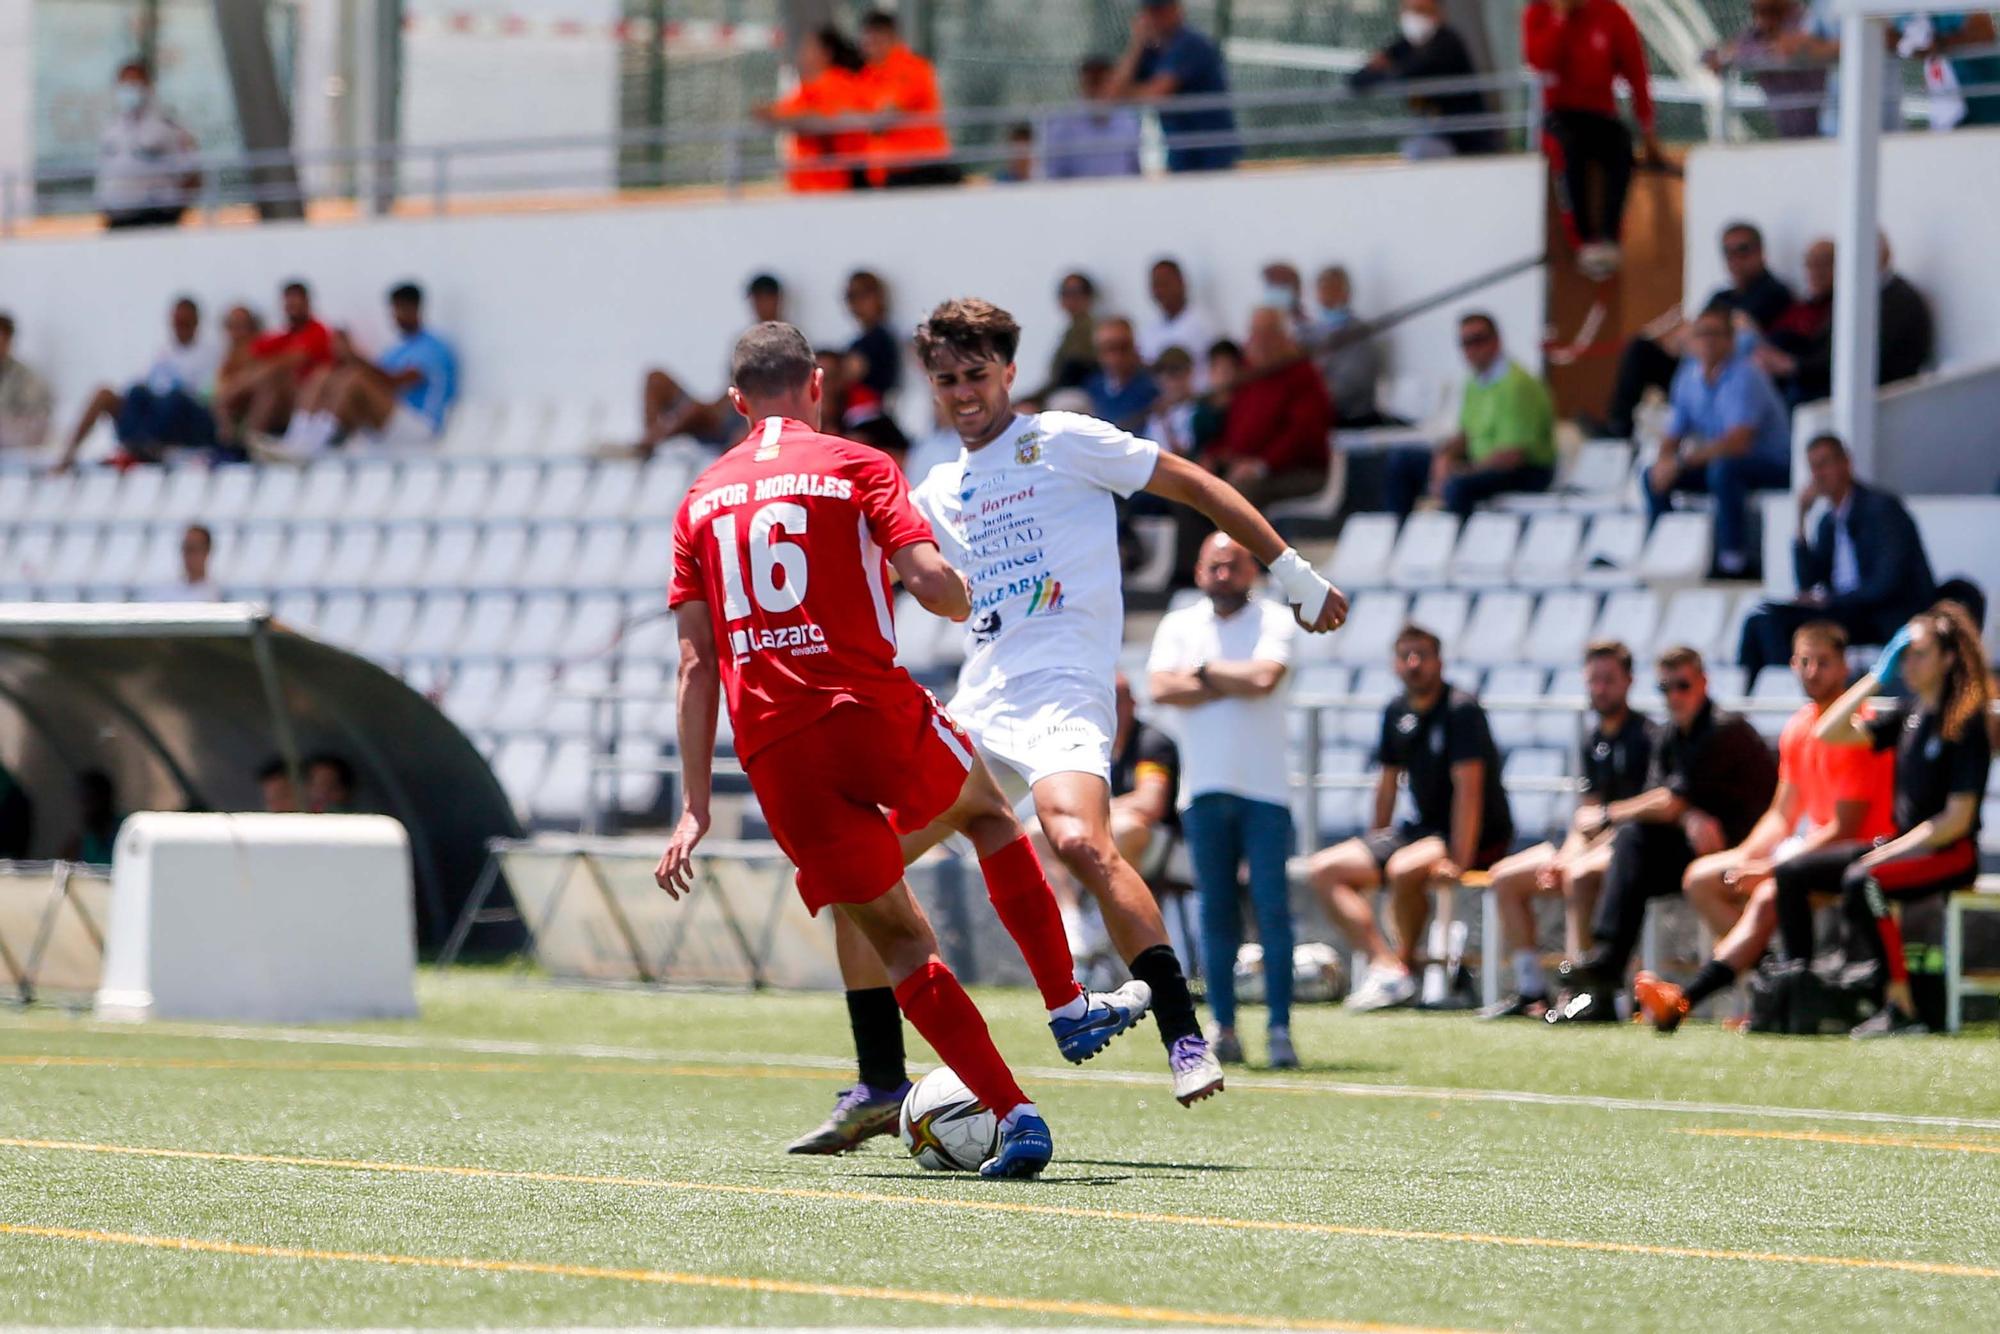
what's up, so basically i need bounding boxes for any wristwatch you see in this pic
[1194,660,1210,686]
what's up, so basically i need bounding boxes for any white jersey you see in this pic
[912,411,1160,699]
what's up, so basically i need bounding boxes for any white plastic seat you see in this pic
[32,474,77,520]
[228,526,289,585]
[425,526,482,587]
[356,593,420,659]
[1577,513,1646,587]
[1707,665,1749,701]
[1523,590,1599,668]
[1565,441,1632,496]
[1592,589,1661,663]
[486,402,556,457]
[322,525,382,588]
[487,667,556,733]
[271,590,319,631]
[631,457,693,521]
[1331,590,1409,667]
[565,524,627,588]
[384,461,447,520]
[457,592,521,656]
[509,523,580,590]
[127,525,184,590]
[156,468,211,521]
[1481,664,1547,751]
[531,739,593,821]
[312,592,370,646]
[441,661,509,731]
[622,525,676,592]
[536,461,595,518]
[1638,511,1713,584]
[0,472,37,518]
[272,523,335,589]
[619,610,679,665]
[343,463,400,519]
[511,592,576,657]
[490,736,550,817]
[1387,511,1459,589]
[434,462,496,519]
[483,461,545,520]
[1749,668,1803,703]
[88,524,152,589]
[69,470,125,521]
[402,592,469,656]
[439,401,507,454]
[370,526,429,589]
[1408,589,1470,648]
[1448,512,1520,587]
[568,592,630,658]
[578,459,642,521]
[1511,512,1584,588]
[251,467,303,518]
[293,463,350,520]
[204,466,260,521]
[1652,588,1730,662]
[42,524,106,584]
[543,400,606,456]
[467,523,531,589]
[1460,590,1533,665]
[116,468,164,517]
[1327,513,1398,590]
[1338,666,1400,745]
[1292,664,1350,698]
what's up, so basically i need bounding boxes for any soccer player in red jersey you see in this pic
[655,322,1147,1177]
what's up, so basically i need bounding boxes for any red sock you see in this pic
[894,960,1028,1117]
[979,836,1083,1012]
[1875,911,1910,986]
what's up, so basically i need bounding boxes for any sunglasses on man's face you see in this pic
[1059,286,1089,299]
[1724,242,1758,258]
[1658,677,1699,696]
[1459,332,1495,350]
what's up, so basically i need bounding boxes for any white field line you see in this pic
[17,1015,2000,1134]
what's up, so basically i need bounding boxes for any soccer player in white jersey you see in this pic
[794,296,1346,1133]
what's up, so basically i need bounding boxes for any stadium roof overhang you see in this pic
[0,603,523,950]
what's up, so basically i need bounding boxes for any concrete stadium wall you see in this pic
[0,154,1547,439]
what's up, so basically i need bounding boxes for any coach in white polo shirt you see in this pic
[1147,532,1301,1069]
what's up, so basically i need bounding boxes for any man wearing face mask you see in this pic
[1351,0,1501,159]
[1302,265,1388,427]
[95,61,199,230]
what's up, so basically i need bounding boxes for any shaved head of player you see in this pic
[726,321,824,429]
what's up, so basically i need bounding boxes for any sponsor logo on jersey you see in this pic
[1025,575,1064,616]
[1013,432,1043,465]
[730,622,829,661]
[970,610,1002,645]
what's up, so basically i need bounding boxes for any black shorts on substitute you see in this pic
[1361,824,1507,874]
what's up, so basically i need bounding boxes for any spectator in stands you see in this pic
[1738,433,1935,682]
[1603,223,1795,439]
[0,313,55,454]
[638,274,783,456]
[1137,258,1216,380]
[1481,640,1653,1020]
[844,270,902,403]
[306,754,357,815]
[858,10,958,187]
[1191,338,1243,451]
[1145,346,1200,457]
[1809,602,1993,1035]
[55,297,220,472]
[1753,237,1933,406]
[1704,0,1830,140]
[1872,234,1936,381]
[1260,263,1307,323]
[1351,0,1502,159]
[1202,307,1332,509]
[1307,623,1514,1012]
[1551,646,1778,1023]
[1030,273,1100,402]
[175,523,220,602]
[1522,0,1663,279]
[1303,265,1388,428]
[257,758,298,814]
[281,283,458,455]
[1643,302,1793,577]
[993,124,1037,183]
[759,25,870,193]
[215,281,333,449]
[0,759,32,859]
[1893,12,2000,128]
[1149,533,1301,1067]
[1084,318,1158,433]
[95,60,198,230]
[62,771,123,865]
[1634,620,1897,1031]
[1383,312,1555,520]
[1108,0,1241,173]
[1043,56,1143,180]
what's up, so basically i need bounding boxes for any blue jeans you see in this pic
[116,384,216,456]
[1183,792,1295,1030]
[1641,453,1791,569]
[1383,446,1553,520]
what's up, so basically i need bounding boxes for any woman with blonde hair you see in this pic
[1810,601,1993,1035]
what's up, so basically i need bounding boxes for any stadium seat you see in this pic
[1480,664,1546,751]
[1312,745,1371,842]
[487,666,556,734]
[356,593,420,659]
[489,735,550,815]
[1720,588,1763,666]
[440,661,508,731]
[536,460,595,518]
[368,525,428,589]
[579,459,642,521]
[1340,666,1399,745]
[1538,666,1587,748]
[1592,589,1661,663]
[624,525,676,592]
[524,523,590,589]
[1460,590,1532,665]
[530,739,594,822]
[156,467,211,522]
[0,471,36,519]
[467,523,532,589]
[1448,512,1520,588]
[1708,665,1749,701]
[1577,513,1645,586]
[312,592,370,646]
[385,461,447,521]
[618,606,678,662]
[230,526,289,584]
[89,524,151,589]
[439,401,506,454]
[204,466,260,522]
[1523,589,1598,667]
[69,469,124,521]
[452,592,520,656]
[1637,512,1712,584]
[1563,441,1632,499]
[1510,512,1583,588]
[43,524,104,585]
[344,463,399,520]
[252,467,304,519]
[1331,590,1408,666]
[425,526,481,587]
[294,463,350,521]
[510,592,576,657]
[271,590,319,631]
[488,402,556,457]
[544,400,608,456]
[1292,663,1349,698]
[567,592,630,657]
[632,457,694,520]
[322,525,383,588]
[272,523,337,589]
[435,462,496,520]
[1409,589,1469,646]
[405,592,471,657]
[1749,668,1803,704]
[118,468,164,516]
[1388,511,1459,588]
[1654,587,1732,662]
[486,461,546,520]
[129,525,184,590]
[1329,515,1405,601]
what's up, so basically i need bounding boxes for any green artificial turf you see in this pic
[1,970,1996,1330]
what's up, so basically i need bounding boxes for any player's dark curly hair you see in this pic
[914,298,1020,369]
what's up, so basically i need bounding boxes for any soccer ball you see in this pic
[898,1067,998,1172]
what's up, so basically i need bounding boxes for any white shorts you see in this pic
[948,668,1115,807]
[367,403,441,449]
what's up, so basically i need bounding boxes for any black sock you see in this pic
[1128,944,1200,1046]
[1684,959,1737,1008]
[846,987,906,1091]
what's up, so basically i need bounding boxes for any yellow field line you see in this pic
[0,1055,835,1081]
[4,1137,1996,1282]
[1679,1127,2000,1156]
[0,1221,1471,1334]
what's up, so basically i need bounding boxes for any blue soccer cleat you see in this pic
[978,1107,1053,1179]
[1049,979,1152,1064]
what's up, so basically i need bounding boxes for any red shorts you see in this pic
[742,688,975,914]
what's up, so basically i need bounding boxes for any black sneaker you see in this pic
[1851,1004,1928,1039]
[1478,992,1550,1021]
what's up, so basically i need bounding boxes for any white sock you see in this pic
[1060,903,1086,956]
[1513,948,1544,997]
[999,1101,1039,1131]
[1049,992,1088,1022]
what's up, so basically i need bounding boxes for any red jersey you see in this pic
[1778,702,1897,843]
[250,320,335,378]
[1522,0,1655,133]
[669,416,937,763]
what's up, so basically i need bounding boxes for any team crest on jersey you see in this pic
[754,439,782,461]
[1396,712,1418,735]
[1013,432,1042,465]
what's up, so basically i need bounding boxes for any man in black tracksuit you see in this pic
[1550,645,1777,1023]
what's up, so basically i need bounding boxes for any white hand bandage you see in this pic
[1268,547,1333,609]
